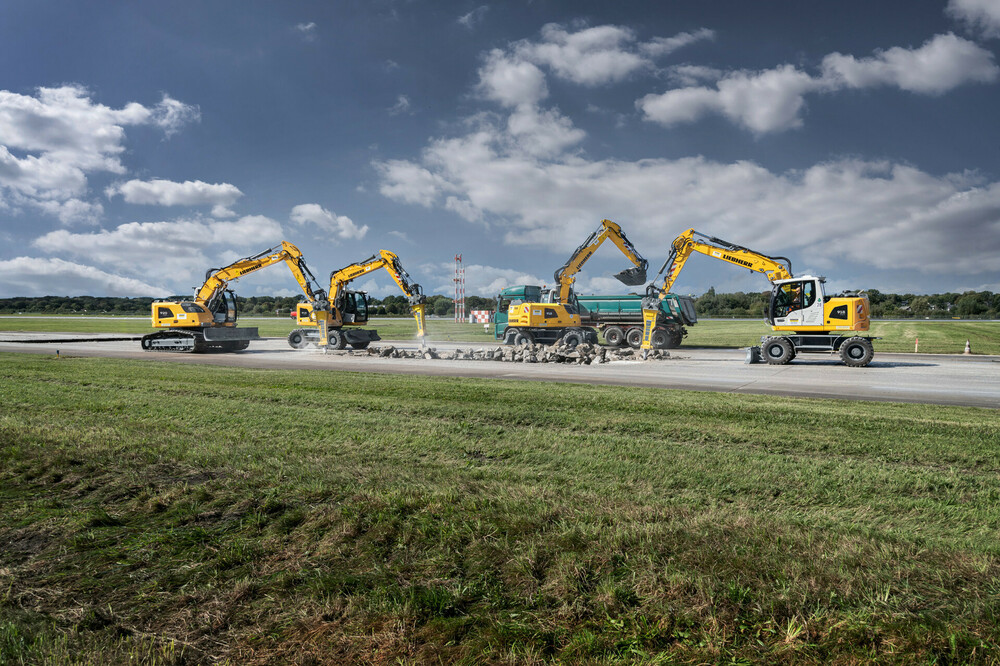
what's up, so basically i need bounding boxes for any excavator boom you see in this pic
[553,219,648,304]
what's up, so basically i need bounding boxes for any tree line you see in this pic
[2,289,997,319]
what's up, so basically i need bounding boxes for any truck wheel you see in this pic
[562,330,584,349]
[762,337,794,365]
[603,326,625,347]
[839,337,874,367]
[665,329,684,349]
[625,327,643,349]
[650,328,669,349]
[287,330,308,349]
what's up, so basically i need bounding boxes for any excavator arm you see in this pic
[553,219,649,304]
[324,250,426,344]
[196,241,327,316]
[640,230,794,351]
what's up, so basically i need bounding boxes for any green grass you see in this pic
[2,353,1000,664]
[2,315,999,354]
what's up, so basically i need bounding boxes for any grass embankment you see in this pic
[2,353,1000,664]
[1,315,998,354]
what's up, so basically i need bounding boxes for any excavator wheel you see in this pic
[561,330,585,349]
[287,330,309,349]
[513,329,534,346]
[603,326,625,347]
[328,329,347,350]
[762,337,794,365]
[839,337,874,367]
[625,327,643,349]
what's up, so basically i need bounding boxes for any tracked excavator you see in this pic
[143,241,326,352]
[497,219,649,347]
[288,249,427,350]
[640,229,875,366]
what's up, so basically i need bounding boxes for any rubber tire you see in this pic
[625,327,643,349]
[562,330,585,349]
[350,341,370,350]
[287,330,308,349]
[665,329,683,349]
[513,329,534,346]
[603,326,625,347]
[328,328,347,350]
[763,337,794,365]
[650,328,669,349]
[839,337,874,367]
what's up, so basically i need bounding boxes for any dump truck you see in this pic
[493,287,696,350]
[576,292,697,349]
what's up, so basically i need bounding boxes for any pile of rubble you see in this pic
[363,341,670,364]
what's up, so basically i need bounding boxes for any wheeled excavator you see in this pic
[143,241,326,352]
[287,249,427,350]
[640,229,875,366]
[496,219,649,347]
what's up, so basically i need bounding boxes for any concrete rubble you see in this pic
[363,341,671,364]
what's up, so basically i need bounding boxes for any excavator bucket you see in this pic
[614,266,647,286]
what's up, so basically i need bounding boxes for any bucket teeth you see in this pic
[614,267,647,286]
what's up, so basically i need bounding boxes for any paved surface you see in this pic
[1,332,997,409]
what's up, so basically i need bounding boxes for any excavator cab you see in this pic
[207,289,239,325]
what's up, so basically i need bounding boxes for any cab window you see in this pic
[180,303,206,314]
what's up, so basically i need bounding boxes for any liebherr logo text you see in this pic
[724,254,753,268]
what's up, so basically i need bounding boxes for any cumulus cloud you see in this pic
[821,32,999,94]
[0,256,168,297]
[0,85,199,223]
[948,0,1000,38]
[640,33,998,134]
[639,28,716,58]
[107,179,243,214]
[477,50,549,107]
[32,215,284,288]
[377,122,1000,277]
[290,203,369,240]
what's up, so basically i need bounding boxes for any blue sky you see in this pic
[1,0,999,300]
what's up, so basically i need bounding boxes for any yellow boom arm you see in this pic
[553,219,649,304]
[196,241,327,312]
[324,250,426,344]
[640,229,794,350]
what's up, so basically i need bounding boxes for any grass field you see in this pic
[2,315,998,354]
[2,353,1000,664]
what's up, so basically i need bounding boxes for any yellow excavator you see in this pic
[288,249,427,350]
[499,219,648,347]
[640,229,875,366]
[143,241,326,352]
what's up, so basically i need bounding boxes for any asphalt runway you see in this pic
[1,332,997,409]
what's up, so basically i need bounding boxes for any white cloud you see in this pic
[389,94,412,116]
[290,203,369,240]
[458,6,488,29]
[375,159,452,207]
[378,123,1000,278]
[107,179,243,212]
[641,33,999,134]
[639,28,716,58]
[665,65,725,87]
[424,261,545,296]
[32,216,285,288]
[0,256,168,297]
[506,105,586,157]
[0,85,199,223]
[639,65,825,134]
[388,230,413,244]
[295,22,318,42]
[821,32,998,94]
[522,24,647,86]
[477,50,549,107]
[947,0,1000,38]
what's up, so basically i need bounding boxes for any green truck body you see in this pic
[493,287,697,349]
